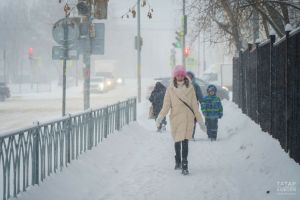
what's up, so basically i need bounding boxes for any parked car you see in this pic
[90,76,109,93]
[0,82,10,102]
[146,77,229,100]
[194,78,229,100]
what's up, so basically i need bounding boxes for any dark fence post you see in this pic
[232,56,238,104]
[116,102,120,131]
[87,110,93,150]
[238,51,242,108]
[104,107,109,138]
[250,44,257,122]
[126,100,130,125]
[245,44,252,116]
[134,98,137,121]
[32,122,40,186]
[257,44,261,126]
[66,115,72,164]
[239,51,243,108]
[285,25,292,153]
[240,51,246,113]
[270,33,276,137]
[258,41,272,132]
[255,41,260,123]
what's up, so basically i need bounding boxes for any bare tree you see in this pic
[188,0,300,51]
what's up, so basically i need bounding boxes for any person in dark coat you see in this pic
[186,71,203,103]
[187,71,204,139]
[149,82,167,131]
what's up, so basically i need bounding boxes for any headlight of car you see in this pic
[106,80,112,86]
[117,78,123,84]
[222,86,229,91]
[99,83,104,90]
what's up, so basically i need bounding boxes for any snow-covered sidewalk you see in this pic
[13,101,300,200]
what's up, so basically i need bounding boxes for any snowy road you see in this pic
[0,79,146,133]
[12,100,300,200]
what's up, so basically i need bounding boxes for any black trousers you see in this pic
[174,139,189,161]
[205,118,218,139]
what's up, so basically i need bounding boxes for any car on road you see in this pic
[0,82,10,102]
[95,72,116,90]
[90,76,109,93]
[146,77,229,100]
[116,77,125,85]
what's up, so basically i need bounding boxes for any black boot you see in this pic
[174,155,181,170]
[182,160,189,175]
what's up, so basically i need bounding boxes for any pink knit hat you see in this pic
[172,65,186,77]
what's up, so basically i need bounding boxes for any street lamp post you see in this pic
[83,3,92,110]
[137,0,142,103]
[62,5,69,116]
[182,0,186,67]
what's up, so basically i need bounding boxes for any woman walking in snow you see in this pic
[156,65,206,175]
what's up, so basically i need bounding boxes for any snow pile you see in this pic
[12,100,300,200]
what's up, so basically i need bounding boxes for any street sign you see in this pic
[79,22,89,38]
[52,17,80,46]
[74,23,105,55]
[91,23,105,55]
[52,46,79,60]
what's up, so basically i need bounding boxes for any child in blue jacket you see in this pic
[201,85,223,141]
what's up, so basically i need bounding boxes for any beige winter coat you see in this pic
[158,79,204,142]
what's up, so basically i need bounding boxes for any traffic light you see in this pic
[183,47,190,57]
[28,47,33,59]
[183,15,187,35]
[94,0,108,19]
[77,0,90,16]
[172,31,182,48]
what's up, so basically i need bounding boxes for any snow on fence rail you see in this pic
[0,98,137,200]
[232,27,300,165]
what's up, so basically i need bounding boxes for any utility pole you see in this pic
[62,4,69,116]
[182,0,186,67]
[137,0,142,103]
[83,3,92,110]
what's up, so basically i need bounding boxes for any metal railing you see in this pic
[0,98,137,200]
[233,27,300,165]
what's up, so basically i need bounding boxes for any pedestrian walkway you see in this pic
[13,101,300,200]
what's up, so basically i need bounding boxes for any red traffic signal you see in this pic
[183,47,190,57]
[28,48,33,57]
